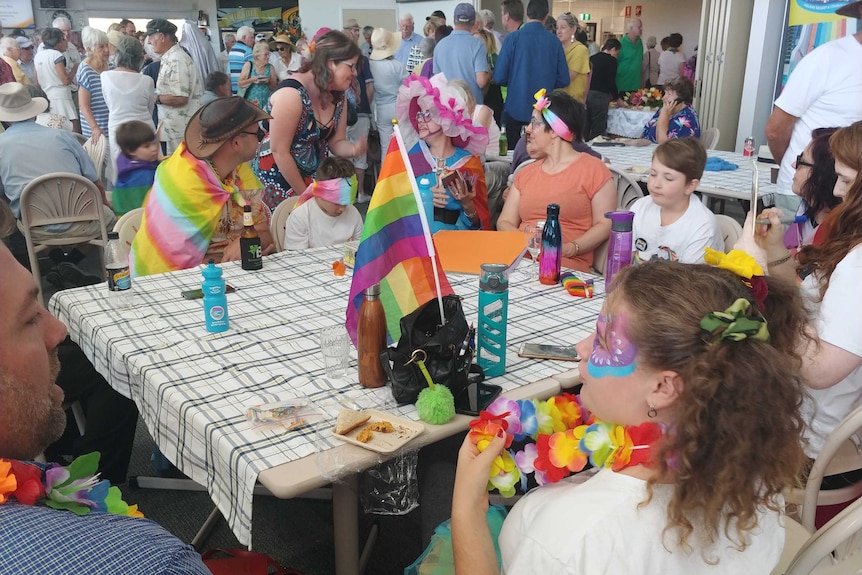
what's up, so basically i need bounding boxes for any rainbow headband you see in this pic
[296,175,358,208]
[533,89,574,142]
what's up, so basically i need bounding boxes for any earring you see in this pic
[648,404,658,418]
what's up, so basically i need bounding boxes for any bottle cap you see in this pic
[605,210,634,232]
[546,203,560,216]
[419,177,431,187]
[479,263,509,293]
[108,231,119,240]
[243,205,252,212]
[365,283,381,296]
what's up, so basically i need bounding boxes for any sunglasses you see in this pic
[796,154,814,169]
[239,127,266,143]
[277,46,289,51]
[415,110,433,123]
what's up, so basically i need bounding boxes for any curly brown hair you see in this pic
[611,261,809,557]
[797,121,862,299]
[299,30,361,106]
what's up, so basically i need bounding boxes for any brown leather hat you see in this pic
[836,0,862,18]
[184,97,272,159]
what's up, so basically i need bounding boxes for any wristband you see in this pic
[767,252,792,268]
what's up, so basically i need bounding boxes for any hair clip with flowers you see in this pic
[703,247,768,311]
[533,89,574,142]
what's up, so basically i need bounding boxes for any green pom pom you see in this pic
[416,384,456,425]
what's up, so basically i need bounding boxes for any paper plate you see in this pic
[332,409,424,454]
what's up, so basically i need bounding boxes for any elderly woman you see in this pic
[101,35,156,176]
[556,13,590,103]
[77,27,110,143]
[416,37,435,79]
[239,41,277,110]
[786,127,840,249]
[640,76,700,144]
[396,73,491,231]
[254,30,366,210]
[34,27,76,128]
[0,37,28,85]
[498,90,615,272]
[368,28,407,166]
[269,34,299,82]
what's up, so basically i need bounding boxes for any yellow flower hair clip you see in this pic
[703,247,763,279]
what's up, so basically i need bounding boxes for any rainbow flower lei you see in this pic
[468,394,664,496]
[0,452,143,518]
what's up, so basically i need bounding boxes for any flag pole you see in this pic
[392,121,447,325]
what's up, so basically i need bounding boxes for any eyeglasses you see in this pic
[529,117,546,129]
[277,46,289,51]
[338,61,357,72]
[415,110,433,123]
[796,154,814,169]
[239,127,265,143]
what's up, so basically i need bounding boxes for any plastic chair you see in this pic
[700,127,720,150]
[19,173,110,304]
[782,496,862,575]
[270,196,299,252]
[714,214,743,251]
[606,164,645,210]
[113,207,144,252]
[772,518,813,575]
[83,135,108,183]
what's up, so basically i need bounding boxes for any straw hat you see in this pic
[0,83,48,122]
[836,0,862,18]
[184,97,272,159]
[369,28,400,61]
[269,34,294,46]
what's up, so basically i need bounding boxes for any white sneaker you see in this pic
[356,193,372,203]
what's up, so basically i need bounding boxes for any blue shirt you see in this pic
[228,41,253,94]
[641,105,701,142]
[415,147,481,232]
[393,32,422,66]
[493,22,569,123]
[433,30,489,106]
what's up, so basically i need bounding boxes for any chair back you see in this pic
[83,135,108,183]
[700,127,720,150]
[714,214,743,252]
[113,207,145,252]
[606,164,645,210]
[270,197,299,252]
[785,496,862,575]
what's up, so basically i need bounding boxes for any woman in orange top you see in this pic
[497,90,615,272]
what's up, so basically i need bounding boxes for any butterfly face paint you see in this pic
[587,312,638,378]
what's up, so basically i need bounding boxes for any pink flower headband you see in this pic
[295,175,357,208]
[533,89,574,142]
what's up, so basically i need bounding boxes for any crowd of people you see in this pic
[2,1,862,573]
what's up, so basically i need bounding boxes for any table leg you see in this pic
[333,475,360,575]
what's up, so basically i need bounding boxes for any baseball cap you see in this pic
[15,36,33,49]
[453,3,476,24]
[146,19,177,36]
[426,10,446,21]
[255,33,266,42]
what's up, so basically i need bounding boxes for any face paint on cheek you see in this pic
[586,312,638,378]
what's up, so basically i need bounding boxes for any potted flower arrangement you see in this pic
[626,87,663,108]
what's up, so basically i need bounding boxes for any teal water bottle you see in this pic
[477,263,509,377]
[202,259,229,333]
[418,176,434,228]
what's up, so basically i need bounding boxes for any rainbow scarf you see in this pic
[295,175,358,208]
[346,126,453,345]
[130,142,261,277]
[534,88,574,142]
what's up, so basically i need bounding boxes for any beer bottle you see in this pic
[240,205,263,270]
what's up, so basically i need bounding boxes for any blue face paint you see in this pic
[587,312,638,378]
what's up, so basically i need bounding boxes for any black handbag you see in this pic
[382,295,483,405]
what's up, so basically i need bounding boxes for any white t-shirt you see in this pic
[631,194,723,264]
[657,50,685,86]
[499,468,785,575]
[284,199,364,250]
[774,35,862,196]
[800,244,862,458]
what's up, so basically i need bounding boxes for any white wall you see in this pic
[299,0,468,37]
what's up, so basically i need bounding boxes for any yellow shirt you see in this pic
[2,56,29,85]
[562,42,590,103]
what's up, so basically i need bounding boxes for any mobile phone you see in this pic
[181,285,237,299]
[518,343,580,362]
[452,382,503,416]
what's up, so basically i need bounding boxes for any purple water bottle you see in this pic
[604,211,634,288]
[539,204,562,285]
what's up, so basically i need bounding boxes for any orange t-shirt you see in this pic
[514,153,612,272]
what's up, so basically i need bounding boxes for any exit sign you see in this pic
[580,13,591,21]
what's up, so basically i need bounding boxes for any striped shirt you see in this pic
[228,41,253,94]
[76,62,109,137]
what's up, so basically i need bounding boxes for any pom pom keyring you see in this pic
[411,350,456,425]
[560,272,594,298]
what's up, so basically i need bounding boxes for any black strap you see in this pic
[434,207,461,225]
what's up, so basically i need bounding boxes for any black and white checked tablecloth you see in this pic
[49,246,605,546]
[596,143,778,203]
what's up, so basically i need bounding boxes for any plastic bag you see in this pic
[359,449,419,516]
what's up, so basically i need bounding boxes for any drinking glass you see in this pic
[522,223,543,280]
[319,325,350,378]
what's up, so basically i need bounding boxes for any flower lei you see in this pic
[533,89,574,142]
[469,394,664,497]
[0,452,143,518]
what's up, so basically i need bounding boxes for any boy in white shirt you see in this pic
[631,137,723,263]
[284,157,364,250]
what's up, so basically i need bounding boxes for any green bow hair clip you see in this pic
[700,298,769,344]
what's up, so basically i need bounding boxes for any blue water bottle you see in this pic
[202,259,229,333]
[418,177,435,227]
[477,263,509,377]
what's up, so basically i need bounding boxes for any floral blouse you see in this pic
[641,105,701,143]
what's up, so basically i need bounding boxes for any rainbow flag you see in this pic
[346,125,453,345]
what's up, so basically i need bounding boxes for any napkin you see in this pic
[705,157,739,171]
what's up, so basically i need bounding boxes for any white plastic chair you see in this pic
[113,207,144,252]
[83,135,108,183]
[782,496,862,575]
[606,164,645,210]
[19,173,110,304]
[700,127,720,150]
[270,196,299,252]
[714,214,743,251]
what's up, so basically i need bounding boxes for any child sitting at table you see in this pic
[284,157,364,250]
[112,120,160,216]
[630,137,723,264]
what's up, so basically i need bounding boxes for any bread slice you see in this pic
[335,409,371,435]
